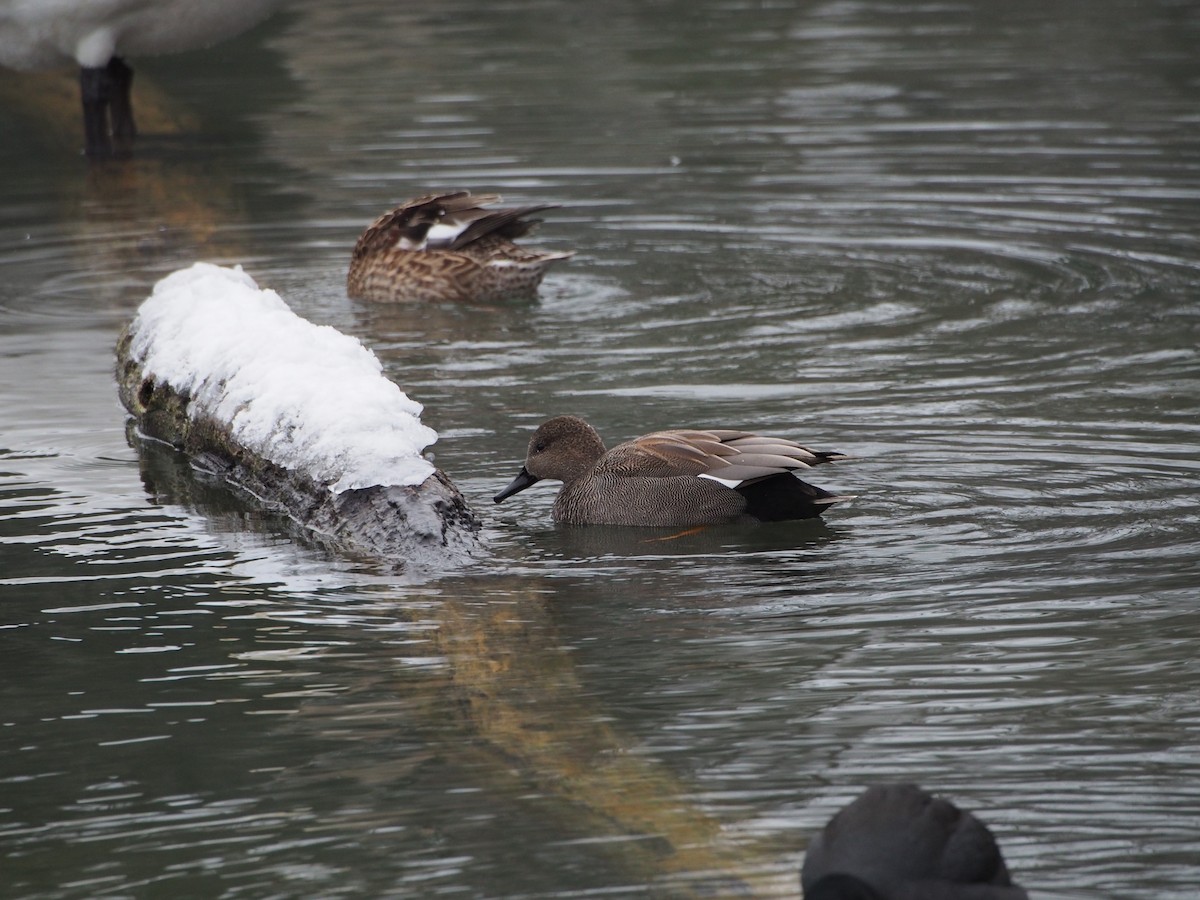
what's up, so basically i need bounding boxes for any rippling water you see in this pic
[2,0,1198,897]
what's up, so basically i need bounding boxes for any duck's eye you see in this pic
[533,441,547,454]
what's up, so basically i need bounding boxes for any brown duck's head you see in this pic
[493,415,606,502]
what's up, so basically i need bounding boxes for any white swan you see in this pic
[0,0,285,156]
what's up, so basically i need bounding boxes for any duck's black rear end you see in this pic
[736,473,848,521]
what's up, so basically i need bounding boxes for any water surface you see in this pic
[2,1,1199,897]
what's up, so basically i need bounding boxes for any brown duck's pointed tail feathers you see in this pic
[736,473,853,522]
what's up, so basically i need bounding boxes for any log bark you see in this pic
[115,327,482,571]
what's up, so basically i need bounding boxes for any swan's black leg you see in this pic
[107,57,136,155]
[79,57,136,158]
[79,63,113,157]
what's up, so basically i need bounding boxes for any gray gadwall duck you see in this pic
[493,415,851,526]
[802,784,1029,900]
[346,191,574,303]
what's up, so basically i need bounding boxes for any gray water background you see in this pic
[1,1,1198,897]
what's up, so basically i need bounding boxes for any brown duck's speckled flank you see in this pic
[494,415,853,527]
[347,191,574,303]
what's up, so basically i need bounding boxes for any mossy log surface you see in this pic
[116,327,482,571]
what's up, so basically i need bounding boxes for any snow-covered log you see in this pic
[116,263,481,570]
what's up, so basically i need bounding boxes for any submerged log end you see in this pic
[325,469,482,563]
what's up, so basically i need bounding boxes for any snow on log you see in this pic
[116,263,481,570]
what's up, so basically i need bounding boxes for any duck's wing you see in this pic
[597,431,724,478]
[352,193,471,258]
[456,232,576,264]
[599,429,846,485]
[701,431,849,486]
[430,203,561,251]
[355,191,566,259]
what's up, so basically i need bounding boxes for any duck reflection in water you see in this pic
[802,784,1029,900]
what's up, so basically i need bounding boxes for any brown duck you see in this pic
[494,415,852,526]
[347,192,573,302]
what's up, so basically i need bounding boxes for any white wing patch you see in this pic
[698,472,743,489]
[393,235,424,251]
[426,222,471,245]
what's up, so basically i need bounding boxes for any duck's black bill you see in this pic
[494,467,540,503]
